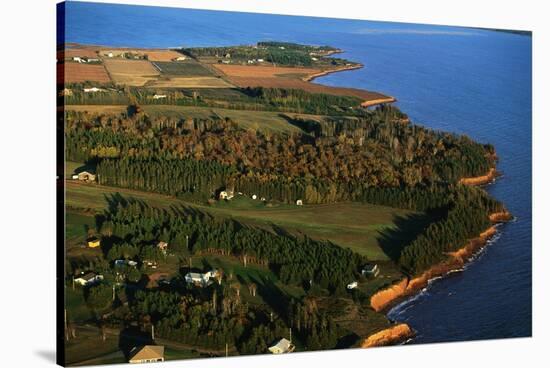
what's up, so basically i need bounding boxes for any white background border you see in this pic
[0,1,545,367]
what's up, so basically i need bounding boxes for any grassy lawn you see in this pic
[66,287,94,323]
[164,347,201,361]
[65,105,311,134]
[65,329,122,366]
[197,254,305,304]
[65,181,418,260]
[66,211,95,245]
[143,105,304,134]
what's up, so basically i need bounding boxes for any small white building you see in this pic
[87,58,100,63]
[257,58,264,62]
[71,174,79,180]
[72,56,83,63]
[296,199,303,206]
[362,264,380,278]
[311,57,318,61]
[174,56,187,61]
[347,281,358,290]
[184,270,219,287]
[268,338,295,354]
[252,194,257,200]
[83,87,105,93]
[74,272,103,286]
[219,189,234,200]
[107,52,114,58]
[153,94,167,100]
[115,259,137,267]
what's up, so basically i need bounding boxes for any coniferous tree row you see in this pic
[96,157,236,198]
[398,196,495,275]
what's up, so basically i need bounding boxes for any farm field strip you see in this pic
[103,59,160,86]
[65,104,308,134]
[61,63,111,83]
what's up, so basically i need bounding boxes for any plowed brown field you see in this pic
[60,63,111,84]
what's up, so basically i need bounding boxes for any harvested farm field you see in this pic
[213,64,393,102]
[60,63,111,83]
[147,76,233,88]
[103,59,160,86]
[63,47,101,59]
[212,64,321,79]
[144,50,185,62]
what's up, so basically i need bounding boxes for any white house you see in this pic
[257,58,264,62]
[185,270,219,287]
[72,56,83,63]
[83,87,105,93]
[347,281,358,290]
[115,259,137,267]
[71,174,79,180]
[362,264,380,278]
[107,52,114,58]
[268,338,295,354]
[252,194,258,200]
[311,57,318,61]
[153,94,167,100]
[174,56,187,61]
[75,272,103,286]
[296,199,303,206]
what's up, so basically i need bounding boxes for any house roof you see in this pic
[129,345,165,361]
[78,272,97,281]
[270,338,292,352]
[363,263,378,271]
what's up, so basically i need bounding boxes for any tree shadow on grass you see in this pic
[118,326,153,360]
[250,275,291,318]
[377,211,442,263]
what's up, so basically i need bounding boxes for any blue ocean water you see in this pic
[63,1,532,343]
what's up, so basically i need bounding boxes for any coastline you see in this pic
[459,167,500,186]
[303,63,397,106]
[361,324,414,348]
[363,209,511,347]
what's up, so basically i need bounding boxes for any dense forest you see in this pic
[66,103,495,205]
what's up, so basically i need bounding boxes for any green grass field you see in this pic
[65,178,417,260]
[65,104,316,134]
[66,212,95,245]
